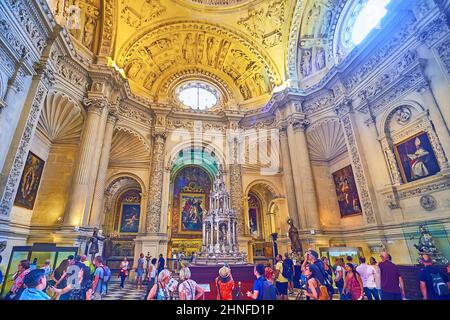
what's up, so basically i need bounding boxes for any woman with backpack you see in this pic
[342,263,364,300]
[178,267,204,300]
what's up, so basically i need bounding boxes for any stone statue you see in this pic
[85,228,105,263]
[287,218,303,254]
[414,225,448,265]
[83,16,96,49]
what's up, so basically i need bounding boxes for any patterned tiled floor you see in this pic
[103,281,147,300]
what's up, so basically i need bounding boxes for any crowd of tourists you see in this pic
[1,250,449,301]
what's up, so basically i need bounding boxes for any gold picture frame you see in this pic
[178,192,205,235]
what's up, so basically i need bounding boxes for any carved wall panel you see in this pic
[117,22,279,101]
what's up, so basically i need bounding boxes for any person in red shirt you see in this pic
[215,266,234,300]
[265,261,274,284]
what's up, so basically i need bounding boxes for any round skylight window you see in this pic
[176,82,219,110]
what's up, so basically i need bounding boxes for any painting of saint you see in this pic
[119,204,140,233]
[14,152,45,210]
[332,165,362,217]
[180,193,205,233]
[249,208,258,236]
[395,132,440,183]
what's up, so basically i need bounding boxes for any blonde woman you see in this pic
[178,267,204,300]
[147,269,174,300]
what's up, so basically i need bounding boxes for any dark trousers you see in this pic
[380,290,402,300]
[364,287,380,300]
[120,274,127,288]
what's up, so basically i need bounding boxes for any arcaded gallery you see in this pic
[0,0,449,302]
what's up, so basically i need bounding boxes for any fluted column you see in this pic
[279,125,301,229]
[89,111,118,227]
[146,131,167,233]
[64,98,107,227]
[287,118,320,230]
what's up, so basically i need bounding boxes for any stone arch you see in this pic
[103,174,145,236]
[166,139,226,175]
[245,179,282,200]
[380,101,425,137]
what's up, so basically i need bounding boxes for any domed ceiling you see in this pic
[47,0,351,109]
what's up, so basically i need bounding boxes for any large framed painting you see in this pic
[332,165,362,217]
[14,151,45,209]
[179,193,205,233]
[248,193,260,236]
[119,203,140,233]
[394,132,440,183]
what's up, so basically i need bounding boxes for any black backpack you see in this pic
[430,272,450,296]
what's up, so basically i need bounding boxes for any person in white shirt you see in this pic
[369,257,381,299]
[356,256,380,300]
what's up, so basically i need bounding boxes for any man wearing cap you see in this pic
[419,254,450,300]
[19,269,51,300]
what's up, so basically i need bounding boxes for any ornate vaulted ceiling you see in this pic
[48,0,350,109]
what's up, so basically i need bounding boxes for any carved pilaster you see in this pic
[335,100,377,225]
[0,62,54,215]
[146,130,167,233]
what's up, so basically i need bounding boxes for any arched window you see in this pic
[176,82,219,110]
[335,0,391,63]
[351,0,391,45]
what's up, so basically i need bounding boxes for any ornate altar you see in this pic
[195,167,246,265]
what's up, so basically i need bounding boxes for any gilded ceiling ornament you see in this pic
[120,0,166,30]
[237,0,286,48]
[118,22,278,101]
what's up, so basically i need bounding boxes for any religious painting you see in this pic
[394,132,440,183]
[180,193,206,233]
[332,165,362,217]
[119,203,140,233]
[14,152,45,210]
[171,166,212,238]
[248,194,260,236]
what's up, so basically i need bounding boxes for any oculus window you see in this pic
[177,82,219,110]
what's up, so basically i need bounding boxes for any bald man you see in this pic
[378,252,405,300]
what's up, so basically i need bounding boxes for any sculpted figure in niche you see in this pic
[206,37,219,66]
[315,47,326,70]
[83,16,96,49]
[182,33,196,64]
[253,73,266,95]
[301,49,312,77]
[66,4,81,38]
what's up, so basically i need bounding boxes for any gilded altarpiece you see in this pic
[169,166,212,255]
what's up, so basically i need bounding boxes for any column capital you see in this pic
[335,98,353,118]
[34,61,55,88]
[152,129,167,142]
[107,111,118,125]
[83,97,109,115]
[290,118,310,132]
